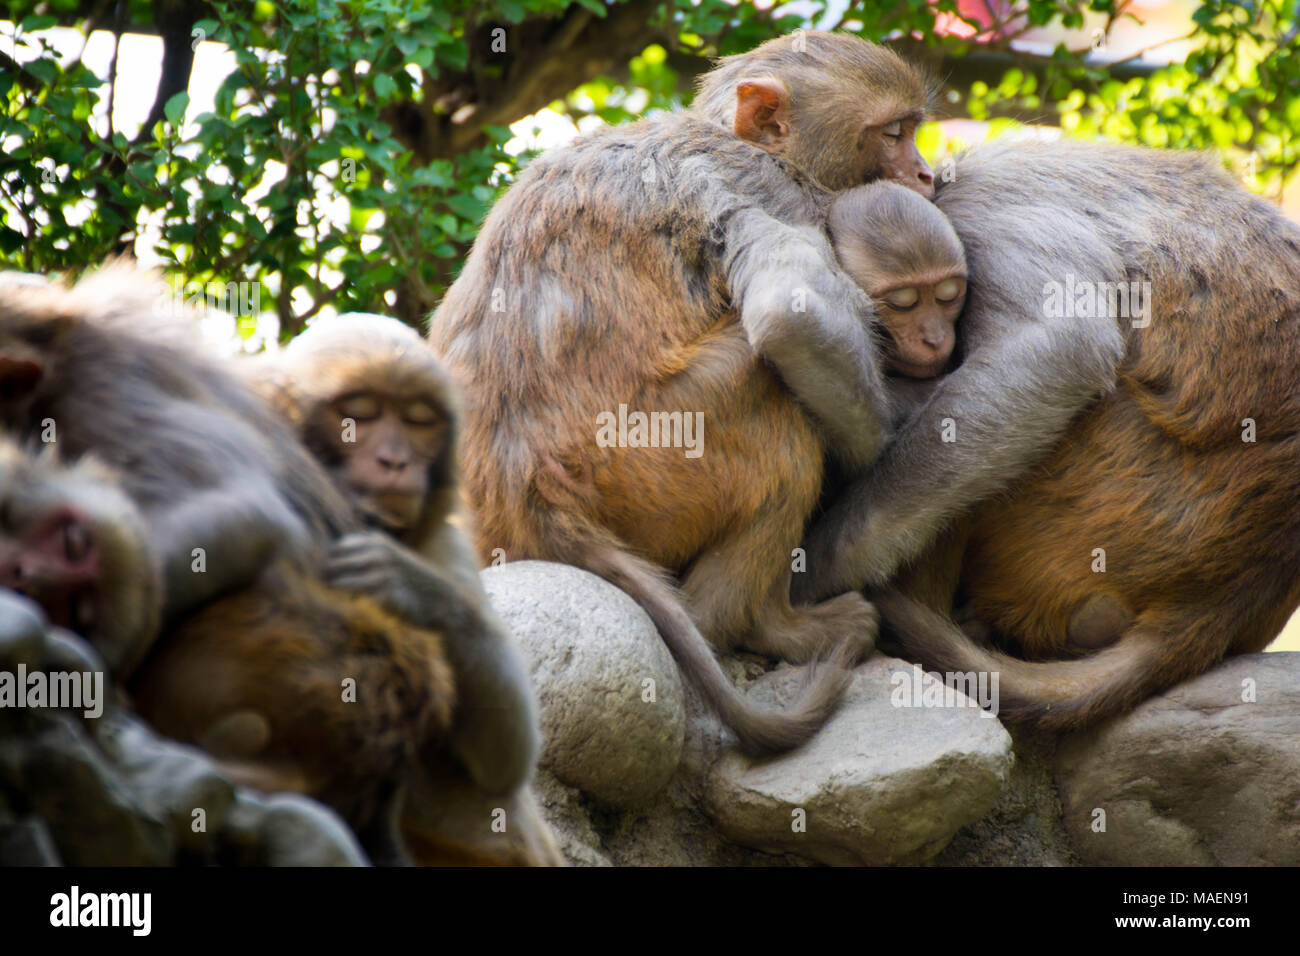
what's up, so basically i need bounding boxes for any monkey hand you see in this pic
[326,532,471,632]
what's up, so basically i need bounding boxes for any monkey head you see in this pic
[272,314,459,548]
[692,32,935,195]
[829,181,967,379]
[0,440,161,677]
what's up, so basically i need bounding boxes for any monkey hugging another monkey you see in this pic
[804,139,1300,729]
[0,266,554,866]
[430,31,939,753]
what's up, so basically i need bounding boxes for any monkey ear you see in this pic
[0,355,43,401]
[734,78,790,153]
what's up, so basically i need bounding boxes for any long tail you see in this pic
[873,590,1169,729]
[582,541,856,753]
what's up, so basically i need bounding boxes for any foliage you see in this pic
[1,0,1297,336]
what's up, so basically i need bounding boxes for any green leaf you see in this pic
[164,91,190,127]
[19,15,59,32]
[445,194,486,221]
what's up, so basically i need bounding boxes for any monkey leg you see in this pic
[667,379,877,663]
[681,509,878,664]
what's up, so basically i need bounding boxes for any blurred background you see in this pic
[2,1,1298,647]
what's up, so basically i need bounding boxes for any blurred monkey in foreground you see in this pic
[252,314,558,865]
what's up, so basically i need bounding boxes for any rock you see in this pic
[482,561,685,807]
[1056,652,1300,865]
[532,672,816,867]
[935,725,1077,866]
[703,656,1013,865]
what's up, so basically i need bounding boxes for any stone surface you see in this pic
[703,657,1013,865]
[482,561,686,807]
[934,725,1077,866]
[1055,652,1300,866]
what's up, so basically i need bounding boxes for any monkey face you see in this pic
[873,274,965,379]
[858,117,934,198]
[327,391,450,534]
[0,442,161,676]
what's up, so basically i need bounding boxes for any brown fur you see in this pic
[880,140,1300,729]
[428,32,939,753]
[131,567,456,842]
[250,314,556,865]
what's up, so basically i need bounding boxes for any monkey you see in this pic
[800,138,1300,728]
[429,32,935,754]
[0,440,161,671]
[249,314,541,796]
[827,180,966,383]
[246,313,559,865]
[0,263,354,677]
[0,435,456,863]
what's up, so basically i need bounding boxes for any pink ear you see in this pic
[734,78,789,151]
[0,355,44,401]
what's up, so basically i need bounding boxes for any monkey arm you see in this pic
[724,208,892,471]
[795,314,1126,603]
[153,475,314,624]
[327,531,540,795]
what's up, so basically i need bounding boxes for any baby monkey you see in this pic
[828,181,967,381]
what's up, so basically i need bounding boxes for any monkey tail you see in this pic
[874,590,1172,730]
[578,540,855,753]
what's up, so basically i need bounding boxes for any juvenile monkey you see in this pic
[249,314,558,865]
[431,32,934,753]
[253,314,539,797]
[807,140,1300,728]
[828,180,966,383]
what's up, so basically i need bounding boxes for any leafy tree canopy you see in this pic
[1,0,1296,337]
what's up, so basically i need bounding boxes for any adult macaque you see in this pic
[828,181,965,381]
[0,442,160,671]
[252,313,539,798]
[0,436,454,863]
[0,264,352,674]
[806,140,1300,727]
[430,32,933,753]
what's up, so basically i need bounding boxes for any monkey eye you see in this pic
[337,393,381,421]
[934,278,965,304]
[884,287,919,309]
[63,520,91,562]
[882,120,902,139]
[403,400,441,425]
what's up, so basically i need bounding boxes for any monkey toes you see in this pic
[763,591,878,664]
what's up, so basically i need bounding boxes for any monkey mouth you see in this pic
[359,492,421,532]
[888,358,948,380]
